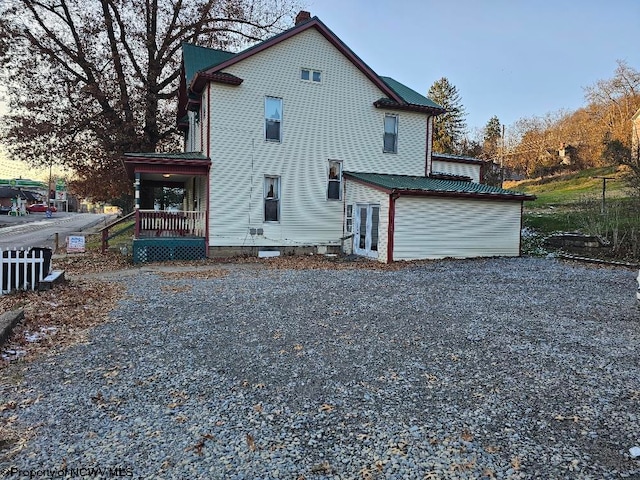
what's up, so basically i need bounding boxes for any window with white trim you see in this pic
[383,114,398,153]
[265,97,282,142]
[327,160,342,200]
[346,204,353,232]
[264,176,280,222]
[301,68,322,83]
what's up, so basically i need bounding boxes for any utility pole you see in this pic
[593,176,615,214]
[500,124,505,187]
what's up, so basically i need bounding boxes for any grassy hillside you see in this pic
[503,166,628,208]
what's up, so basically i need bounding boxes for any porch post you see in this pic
[135,208,140,238]
[134,172,141,209]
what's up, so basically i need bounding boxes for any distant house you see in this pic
[558,143,577,166]
[123,11,534,263]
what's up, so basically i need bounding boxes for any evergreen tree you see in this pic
[483,115,502,159]
[427,77,467,154]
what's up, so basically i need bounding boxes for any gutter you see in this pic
[387,190,400,263]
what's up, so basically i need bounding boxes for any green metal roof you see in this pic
[182,43,236,86]
[345,172,535,200]
[380,76,444,110]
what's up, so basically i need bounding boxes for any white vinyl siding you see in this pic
[393,197,522,260]
[207,28,427,247]
[431,160,481,183]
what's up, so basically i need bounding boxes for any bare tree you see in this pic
[0,0,299,200]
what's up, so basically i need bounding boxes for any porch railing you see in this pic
[135,210,206,238]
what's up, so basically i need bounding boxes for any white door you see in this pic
[353,204,380,258]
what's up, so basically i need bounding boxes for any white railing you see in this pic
[0,248,51,295]
[136,210,206,238]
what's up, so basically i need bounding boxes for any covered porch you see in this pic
[123,152,210,263]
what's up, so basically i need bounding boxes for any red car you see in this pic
[27,204,57,213]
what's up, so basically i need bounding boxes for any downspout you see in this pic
[519,201,524,256]
[387,191,399,263]
[205,85,211,254]
[424,115,431,176]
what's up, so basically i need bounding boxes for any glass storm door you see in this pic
[353,204,380,258]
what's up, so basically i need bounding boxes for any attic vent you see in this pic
[295,11,311,25]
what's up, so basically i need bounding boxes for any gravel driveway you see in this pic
[1,257,639,479]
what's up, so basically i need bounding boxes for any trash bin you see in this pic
[27,247,52,287]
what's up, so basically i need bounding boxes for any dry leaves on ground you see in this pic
[0,278,123,369]
[54,251,133,276]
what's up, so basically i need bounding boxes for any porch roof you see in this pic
[123,152,211,179]
[344,171,536,201]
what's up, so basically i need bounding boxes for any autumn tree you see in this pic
[0,0,298,201]
[428,77,467,154]
[584,60,640,149]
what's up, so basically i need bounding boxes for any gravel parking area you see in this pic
[1,257,639,479]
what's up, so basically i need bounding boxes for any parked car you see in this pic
[0,206,12,215]
[27,204,57,213]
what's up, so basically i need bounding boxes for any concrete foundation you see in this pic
[208,245,342,258]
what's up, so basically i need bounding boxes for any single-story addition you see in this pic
[343,172,534,262]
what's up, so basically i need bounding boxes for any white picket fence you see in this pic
[0,248,51,295]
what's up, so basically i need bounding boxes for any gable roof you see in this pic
[182,43,236,87]
[344,172,535,201]
[380,77,443,110]
[182,16,445,116]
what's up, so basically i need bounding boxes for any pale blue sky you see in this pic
[309,0,640,137]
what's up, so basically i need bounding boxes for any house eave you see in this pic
[374,99,445,116]
[191,72,244,93]
[123,154,211,180]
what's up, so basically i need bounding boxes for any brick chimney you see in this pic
[295,11,311,25]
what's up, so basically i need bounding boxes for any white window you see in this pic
[264,176,280,222]
[265,97,282,142]
[301,68,322,83]
[327,160,342,200]
[383,114,398,153]
[346,204,353,232]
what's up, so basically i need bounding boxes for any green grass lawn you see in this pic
[505,166,627,207]
[84,220,135,251]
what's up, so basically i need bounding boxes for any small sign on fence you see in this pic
[66,235,86,253]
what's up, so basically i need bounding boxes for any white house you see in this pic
[124,11,534,263]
